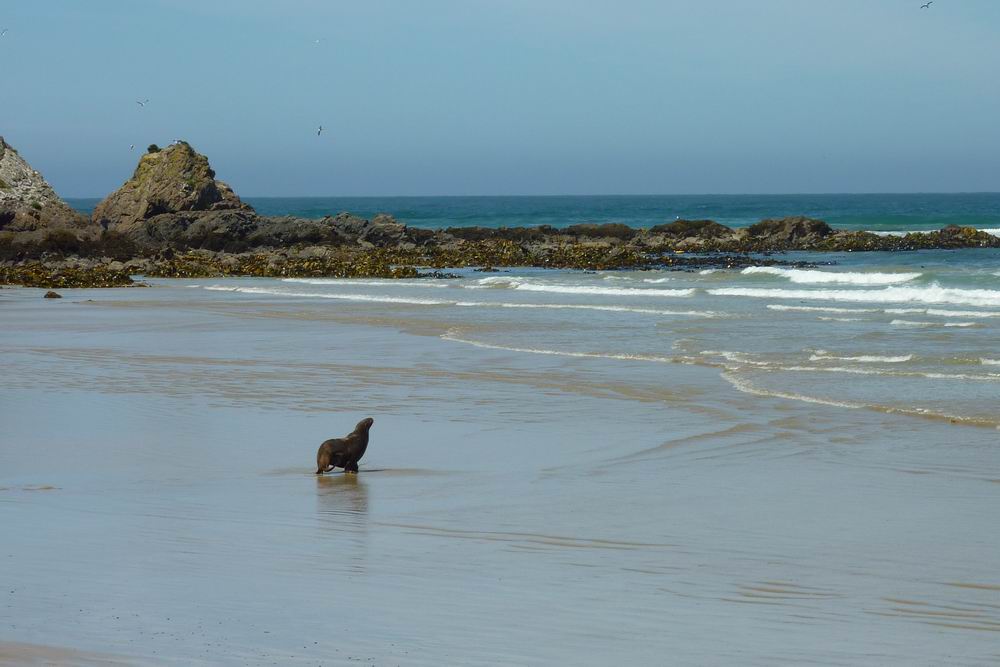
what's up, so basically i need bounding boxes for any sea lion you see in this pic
[316,417,374,475]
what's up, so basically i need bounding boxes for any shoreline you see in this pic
[3,217,998,288]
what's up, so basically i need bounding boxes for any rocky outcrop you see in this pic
[6,135,999,283]
[329,213,437,248]
[0,137,88,231]
[743,216,833,248]
[92,141,253,233]
[648,219,732,240]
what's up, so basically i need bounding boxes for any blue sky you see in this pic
[3,0,999,196]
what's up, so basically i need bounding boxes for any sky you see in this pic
[2,0,999,196]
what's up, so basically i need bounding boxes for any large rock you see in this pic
[745,216,833,247]
[0,136,88,231]
[648,219,733,239]
[329,212,436,248]
[92,141,253,233]
[124,209,261,251]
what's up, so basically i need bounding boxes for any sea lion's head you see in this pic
[356,417,375,432]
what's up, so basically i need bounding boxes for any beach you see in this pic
[2,255,999,665]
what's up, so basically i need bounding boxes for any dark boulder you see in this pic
[247,216,347,248]
[648,219,733,239]
[746,216,833,247]
[122,210,261,251]
[561,223,637,241]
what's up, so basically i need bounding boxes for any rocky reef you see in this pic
[2,138,999,288]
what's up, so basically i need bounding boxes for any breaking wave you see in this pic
[710,285,1000,308]
[766,304,878,314]
[742,267,921,285]
[809,354,913,363]
[472,277,694,297]
[282,278,450,288]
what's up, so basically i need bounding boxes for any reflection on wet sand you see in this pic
[316,473,369,524]
[316,474,369,575]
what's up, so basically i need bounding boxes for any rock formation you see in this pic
[92,141,254,236]
[744,216,833,248]
[0,136,88,231]
[5,135,999,288]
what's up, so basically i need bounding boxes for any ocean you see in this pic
[67,192,1000,233]
[3,197,1000,664]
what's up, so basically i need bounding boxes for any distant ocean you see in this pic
[66,193,1000,233]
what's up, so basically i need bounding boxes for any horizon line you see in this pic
[63,191,1000,200]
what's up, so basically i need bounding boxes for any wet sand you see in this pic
[2,281,999,665]
[0,641,138,666]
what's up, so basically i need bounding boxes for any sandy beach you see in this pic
[2,272,999,665]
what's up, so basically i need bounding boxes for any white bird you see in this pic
[313,38,322,45]
[136,98,149,108]
[1,28,8,37]
[921,1,932,8]
[317,125,324,136]
[129,144,135,151]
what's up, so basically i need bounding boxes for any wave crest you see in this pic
[711,285,1000,308]
[742,266,921,285]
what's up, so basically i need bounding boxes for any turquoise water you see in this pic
[67,193,1000,232]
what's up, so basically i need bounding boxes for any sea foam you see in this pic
[204,285,452,305]
[742,266,921,285]
[809,354,913,363]
[441,330,674,363]
[471,277,694,297]
[710,285,1000,308]
[883,307,1000,319]
[203,285,714,316]
[282,278,450,288]
[766,304,878,314]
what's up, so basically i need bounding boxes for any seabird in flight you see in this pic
[920,1,932,8]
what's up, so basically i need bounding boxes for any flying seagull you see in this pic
[129,144,135,151]
[136,98,149,108]
[1,28,8,37]
[317,125,324,136]
[921,1,932,8]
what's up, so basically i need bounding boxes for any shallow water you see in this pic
[2,251,1000,665]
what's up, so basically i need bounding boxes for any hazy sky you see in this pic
[3,0,999,196]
